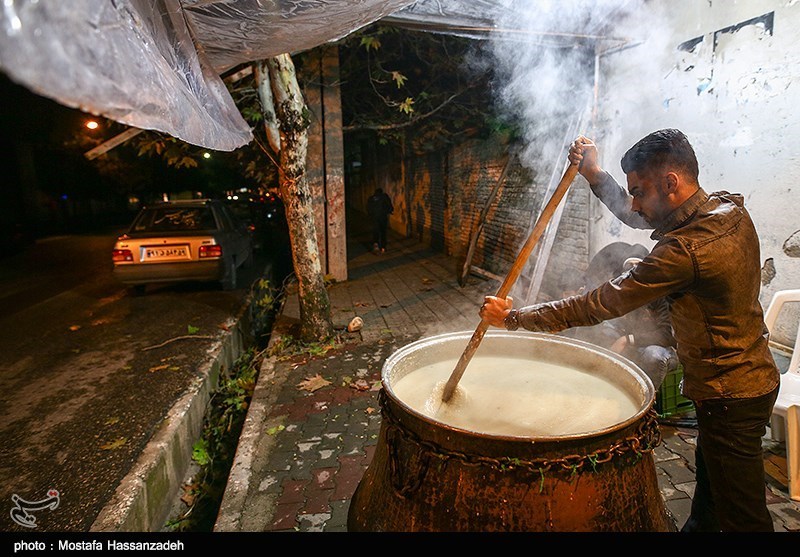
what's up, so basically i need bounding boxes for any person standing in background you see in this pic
[367,187,394,254]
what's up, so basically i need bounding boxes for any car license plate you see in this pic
[143,245,190,261]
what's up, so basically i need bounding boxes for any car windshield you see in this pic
[131,207,217,233]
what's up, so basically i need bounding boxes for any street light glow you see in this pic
[203,152,211,159]
[85,120,99,130]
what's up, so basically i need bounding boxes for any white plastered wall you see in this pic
[589,0,800,345]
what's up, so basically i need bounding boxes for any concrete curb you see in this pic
[90,310,250,532]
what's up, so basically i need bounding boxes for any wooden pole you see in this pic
[441,161,580,403]
[459,154,512,286]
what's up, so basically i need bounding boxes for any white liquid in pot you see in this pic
[391,355,639,437]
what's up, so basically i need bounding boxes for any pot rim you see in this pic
[382,330,656,442]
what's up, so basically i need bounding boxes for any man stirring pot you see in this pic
[480,129,780,532]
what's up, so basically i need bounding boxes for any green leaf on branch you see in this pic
[360,36,381,51]
[391,71,407,88]
[399,97,414,115]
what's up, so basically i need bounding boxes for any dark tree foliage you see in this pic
[62,25,519,199]
[336,23,517,154]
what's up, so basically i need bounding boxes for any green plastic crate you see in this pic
[655,366,695,417]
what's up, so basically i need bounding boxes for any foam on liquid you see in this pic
[391,354,639,437]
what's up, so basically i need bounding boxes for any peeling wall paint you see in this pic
[595,0,800,335]
[784,230,800,257]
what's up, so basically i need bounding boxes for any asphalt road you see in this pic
[0,231,280,532]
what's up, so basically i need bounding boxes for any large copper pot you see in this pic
[347,331,672,532]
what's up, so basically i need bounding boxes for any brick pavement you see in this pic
[215,231,800,533]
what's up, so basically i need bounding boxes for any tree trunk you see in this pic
[254,60,281,154]
[265,53,334,343]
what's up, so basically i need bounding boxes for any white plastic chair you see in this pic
[763,289,800,502]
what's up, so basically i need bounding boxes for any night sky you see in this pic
[1,71,88,149]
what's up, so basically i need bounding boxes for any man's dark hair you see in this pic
[620,129,699,182]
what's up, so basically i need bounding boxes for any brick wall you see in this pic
[348,134,591,302]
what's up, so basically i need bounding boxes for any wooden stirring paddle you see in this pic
[440,161,580,403]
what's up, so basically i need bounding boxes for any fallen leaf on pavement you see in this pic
[266,425,285,435]
[351,379,370,391]
[69,325,81,331]
[149,364,169,373]
[100,437,127,450]
[366,407,376,414]
[298,374,331,392]
[370,381,382,391]
[180,482,200,506]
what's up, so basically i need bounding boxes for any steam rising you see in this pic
[415,1,674,338]
[484,0,669,168]
[476,0,670,305]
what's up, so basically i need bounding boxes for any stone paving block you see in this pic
[296,512,331,532]
[664,497,691,530]
[287,454,315,481]
[768,501,800,531]
[314,447,340,467]
[299,423,326,441]
[663,428,698,462]
[303,486,334,515]
[657,470,683,501]
[328,499,350,532]
[673,481,695,499]
[339,431,373,454]
[273,387,300,406]
[273,422,303,442]
[658,456,697,485]
[653,443,680,463]
[264,449,295,472]
[766,484,787,504]
[270,501,303,531]
[333,453,368,501]
[256,472,285,495]
[325,409,351,426]
[296,435,322,454]
[317,431,344,450]
[279,478,307,504]
[312,467,337,490]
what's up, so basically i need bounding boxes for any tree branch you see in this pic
[343,90,466,132]
[142,335,216,351]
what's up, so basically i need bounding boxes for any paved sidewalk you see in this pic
[215,231,800,533]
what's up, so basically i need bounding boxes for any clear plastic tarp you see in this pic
[384,0,518,40]
[0,0,416,150]
[0,0,630,151]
